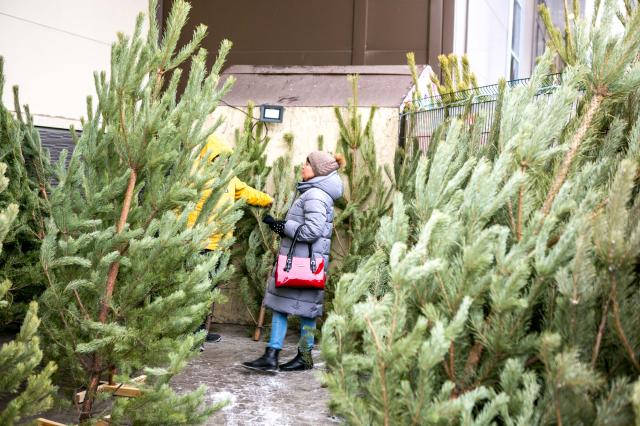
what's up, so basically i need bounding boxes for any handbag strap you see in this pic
[285,225,316,272]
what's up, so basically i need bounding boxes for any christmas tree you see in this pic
[0,57,52,326]
[38,0,239,422]
[0,161,56,426]
[328,75,392,303]
[231,111,299,331]
[231,104,274,315]
[321,1,640,424]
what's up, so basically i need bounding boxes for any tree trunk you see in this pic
[80,169,137,421]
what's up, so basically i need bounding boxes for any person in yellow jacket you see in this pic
[189,135,273,344]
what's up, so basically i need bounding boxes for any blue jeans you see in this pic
[268,310,316,351]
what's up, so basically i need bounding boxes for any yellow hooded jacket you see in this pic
[187,135,273,250]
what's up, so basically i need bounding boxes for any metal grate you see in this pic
[399,74,563,152]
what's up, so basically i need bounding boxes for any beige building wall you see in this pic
[0,0,147,128]
[207,105,400,171]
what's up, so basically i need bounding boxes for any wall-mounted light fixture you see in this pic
[259,104,284,123]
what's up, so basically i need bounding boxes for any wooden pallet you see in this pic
[75,375,146,404]
[37,375,146,426]
[37,416,110,426]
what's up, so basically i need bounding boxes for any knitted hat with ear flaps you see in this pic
[307,151,342,176]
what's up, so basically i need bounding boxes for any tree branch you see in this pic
[73,289,90,320]
[517,162,527,241]
[542,94,603,217]
[591,296,610,368]
[365,316,390,426]
[610,272,640,371]
[507,200,517,233]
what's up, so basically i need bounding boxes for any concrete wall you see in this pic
[0,0,147,128]
[207,105,400,170]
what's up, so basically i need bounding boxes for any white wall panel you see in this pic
[0,1,147,128]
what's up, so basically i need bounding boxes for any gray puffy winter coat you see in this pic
[263,171,344,318]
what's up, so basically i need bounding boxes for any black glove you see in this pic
[263,214,286,237]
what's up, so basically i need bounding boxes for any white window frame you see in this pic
[508,0,524,80]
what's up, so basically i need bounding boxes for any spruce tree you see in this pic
[38,0,239,422]
[0,57,52,326]
[0,162,56,426]
[321,1,640,424]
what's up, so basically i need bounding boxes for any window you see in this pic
[510,0,523,80]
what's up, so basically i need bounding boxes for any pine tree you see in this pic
[38,1,239,422]
[328,75,392,303]
[225,106,301,323]
[538,0,580,66]
[240,152,299,317]
[0,57,52,326]
[395,52,434,197]
[427,53,478,105]
[321,1,640,424]
[231,105,276,315]
[401,53,481,170]
[0,162,57,426]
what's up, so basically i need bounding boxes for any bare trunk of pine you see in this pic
[80,169,137,421]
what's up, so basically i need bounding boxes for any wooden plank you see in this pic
[97,383,141,398]
[38,415,109,425]
[75,375,145,404]
[37,419,66,426]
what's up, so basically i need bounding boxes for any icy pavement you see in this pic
[171,324,341,425]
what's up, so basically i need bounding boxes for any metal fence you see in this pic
[399,74,564,152]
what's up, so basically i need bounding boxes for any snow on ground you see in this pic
[172,324,341,425]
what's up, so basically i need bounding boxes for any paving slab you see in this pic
[171,324,341,426]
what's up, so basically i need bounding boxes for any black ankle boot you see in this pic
[279,349,313,371]
[242,347,280,372]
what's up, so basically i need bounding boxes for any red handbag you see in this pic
[275,226,326,289]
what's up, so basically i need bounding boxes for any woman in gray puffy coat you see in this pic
[242,151,345,372]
